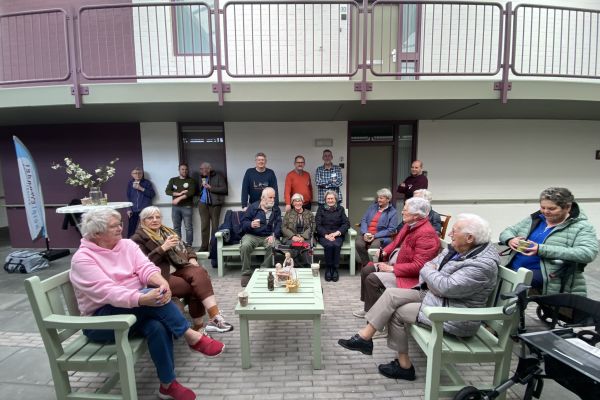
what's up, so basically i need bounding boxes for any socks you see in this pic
[207,305,220,319]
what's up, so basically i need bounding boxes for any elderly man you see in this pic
[284,155,313,211]
[353,197,439,320]
[315,149,343,206]
[396,160,428,200]
[198,162,228,252]
[355,188,398,268]
[339,214,499,381]
[239,187,282,287]
[165,163,196,246]
[241,152,278,210]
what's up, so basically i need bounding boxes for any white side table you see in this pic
[56,202,133,214]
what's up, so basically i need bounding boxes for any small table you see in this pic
[55,202,133,214]
[235,268,324,369]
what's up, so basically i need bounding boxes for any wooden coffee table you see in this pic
[234,268,325,369]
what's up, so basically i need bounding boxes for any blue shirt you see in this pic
[511,215,554,271]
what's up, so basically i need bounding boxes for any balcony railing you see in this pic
[0,1,599,105]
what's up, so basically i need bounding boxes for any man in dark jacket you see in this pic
[198,162,228,251]
[239,187,282,287]
[396,160,428,200]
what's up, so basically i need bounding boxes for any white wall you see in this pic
[418,119,600,239]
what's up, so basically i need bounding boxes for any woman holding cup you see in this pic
[500,187,598,295]
[131,206,233,333]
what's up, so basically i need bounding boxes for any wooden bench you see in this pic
[25,270,147,400]
[215,210,357,277]
[409,265,533,400]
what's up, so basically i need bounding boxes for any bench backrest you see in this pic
[25,270,81,356]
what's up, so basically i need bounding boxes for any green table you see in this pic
[234,268,324,369]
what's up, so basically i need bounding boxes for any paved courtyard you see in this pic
[0,230,596,399]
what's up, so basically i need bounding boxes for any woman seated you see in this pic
[500,187,598,295]
[70,208,224,400]
[281,193,315,267]
[131,206,233,333]
[339,213,499,381]
[315,190,350,282]
[355,188,398,268]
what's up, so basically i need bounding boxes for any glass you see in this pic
[89,187,103,205]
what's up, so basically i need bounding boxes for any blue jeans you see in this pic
[83,300,190,384]
[172,206,194,246]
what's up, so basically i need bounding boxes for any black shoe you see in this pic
[337,334,373,355]
[331,269,339,282]
[324,266,332,282]
[378,359,416,381]
[240,275,251,287]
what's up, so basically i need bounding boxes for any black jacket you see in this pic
[315,204,350,238]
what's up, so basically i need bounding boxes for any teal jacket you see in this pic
[499,202,598,296]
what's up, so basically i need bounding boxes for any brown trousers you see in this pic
[168,265,214,318]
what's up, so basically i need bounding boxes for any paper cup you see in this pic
[238,291,249,307]
[311,263,320,277]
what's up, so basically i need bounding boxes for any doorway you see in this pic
[347,122,416,226]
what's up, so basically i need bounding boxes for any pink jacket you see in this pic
[383,218,440,289]
[70,238,161,316]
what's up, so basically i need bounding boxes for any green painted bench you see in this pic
[409,266,533,400]
[215,210,357,277]
[25,270,147,400]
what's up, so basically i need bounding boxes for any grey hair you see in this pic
[139,206,162,225]
[413,189,432,201]
[539,187,574,209]
[405,197,431,218]
[376,188,392,200]
[255,152,266,159]
[454,213,491,245]
[80,208,121,239]
[324,190,338,201]
[200,162,212,169]
[261,187,275,198]
[291,193,304,203]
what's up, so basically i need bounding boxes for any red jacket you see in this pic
[383,218,440,288]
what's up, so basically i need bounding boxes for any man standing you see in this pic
[396,160,428,200]
[284,155,313,211]
[165,163,196,246]
[315,149,343,206]
[126,167,155,237]
[198,162,228,252]
[241,152,278,210]
[239,187,282,287]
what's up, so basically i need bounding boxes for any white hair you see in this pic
[261,187,275,198]
[413,189,432,201]
[405,197,430,218]
[80,208,121,239]
[454,213,492,244]
[376,188,392,200]
[139,206,161,224]
[324,190,338,201]
[291,193,304,203]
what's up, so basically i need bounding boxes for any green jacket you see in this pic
[499,202,598,296]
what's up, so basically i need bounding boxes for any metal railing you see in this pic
[1,1,600,104]
[0,9,70,85]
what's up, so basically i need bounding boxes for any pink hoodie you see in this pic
[70,238,161,316]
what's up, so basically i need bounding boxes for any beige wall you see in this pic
[418,119,600,239]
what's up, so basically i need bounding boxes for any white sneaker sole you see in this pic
[205,324,234,333]
[352,311,366,319]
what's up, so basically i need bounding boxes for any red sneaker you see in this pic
[189,332,225,357]
[158,380,196,400]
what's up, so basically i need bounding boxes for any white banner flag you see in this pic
[13,136,47,241]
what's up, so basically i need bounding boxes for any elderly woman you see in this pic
[131,206,233,333]
[355,188,398,267]
[398,189,442,235]
[315,190,350,282]
[70,208,224,400]
[500,187,598,295]
[281,193,315,267]
[339,214,499,381]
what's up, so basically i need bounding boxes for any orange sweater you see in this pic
[284,170,313,206]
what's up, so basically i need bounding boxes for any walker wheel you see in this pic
[453,386,483,400]
[536,305,555,327]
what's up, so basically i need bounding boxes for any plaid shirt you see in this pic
[315,165,343,204]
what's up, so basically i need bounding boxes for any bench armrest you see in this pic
[347,227,357,239]
[44,314,137,331]
[422,306,513,322]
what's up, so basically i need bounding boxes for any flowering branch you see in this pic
[51,157,119,189]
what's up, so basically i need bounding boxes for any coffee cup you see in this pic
[365,232,374,241]
[238,291,249,307]
[311,263,320,277]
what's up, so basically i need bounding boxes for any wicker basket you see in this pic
[285,278,300,293]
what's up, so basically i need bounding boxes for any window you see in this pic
[179,124,227,184]
[173,0,214,55]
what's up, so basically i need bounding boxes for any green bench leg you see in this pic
[240,316,251,369]
[312,316,322,369]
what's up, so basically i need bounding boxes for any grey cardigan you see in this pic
[417,242,499,337]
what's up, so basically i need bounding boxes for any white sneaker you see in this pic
[373,326,388,339]
[205,313,234,333]
[353,309,366,319]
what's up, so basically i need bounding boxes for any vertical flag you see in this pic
[13,136,47,241]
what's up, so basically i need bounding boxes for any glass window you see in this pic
[173,0,214,55]
[179,124,226,184]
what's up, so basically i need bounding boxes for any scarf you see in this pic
[141,225,189,268]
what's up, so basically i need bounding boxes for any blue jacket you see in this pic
[241,201,282,238]
[359,203,398,246]
[126,178,155,212]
